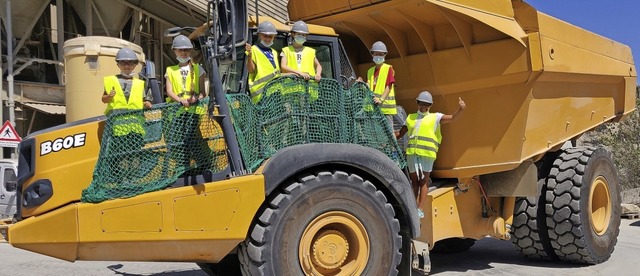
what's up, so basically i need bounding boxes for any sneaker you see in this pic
[417,208,425,219]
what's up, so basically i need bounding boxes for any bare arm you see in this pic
[440,97,466,124]
[197,73,206,100]
[246,43,256,74]
[314,57,322,82]
[375,84,392,105]
[394,125,408,139]
[102,87,115,103]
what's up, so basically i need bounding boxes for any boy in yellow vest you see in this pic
[165,35,211,177]
[246,21,280,104]
[101,47,153,181]
[280,21,322,82]
[395,91,466,218]
[357,41,397,128]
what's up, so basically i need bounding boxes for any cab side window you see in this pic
[4,168,17,192]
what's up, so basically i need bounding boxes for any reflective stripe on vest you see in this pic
[249,45,280,104]
[367,63,397,115]
[405,113,441,159]
[103,76,145,136]
[281,46,316,77]
[166,64,206,114]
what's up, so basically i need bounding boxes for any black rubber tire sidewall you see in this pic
[240,171,402,275]
[579,149,621,262]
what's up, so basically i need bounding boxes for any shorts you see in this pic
[407,155,435,174]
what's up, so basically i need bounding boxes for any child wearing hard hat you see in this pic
[395,91,466,219]
[280,20,322,82]
[164,35,211,177]
[99,47,153,184]
[245,20,281,104]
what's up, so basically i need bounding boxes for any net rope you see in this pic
[83,76,405,203]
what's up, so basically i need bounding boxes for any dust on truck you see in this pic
[7,0,637,275]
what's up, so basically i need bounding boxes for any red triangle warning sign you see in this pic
[0,121,21,142]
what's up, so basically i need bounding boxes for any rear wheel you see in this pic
[238,171,402,275]
[545,147,621,264]
[511,153,559,260]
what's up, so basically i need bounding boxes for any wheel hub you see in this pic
[312,230,349,269]
[590,175,611,235]
[299,211,369,276]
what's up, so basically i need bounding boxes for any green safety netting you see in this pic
[81,99,228,203]
[227,76,405,172]
[83,76,405,203]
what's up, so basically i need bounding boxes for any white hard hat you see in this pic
[417,91,433,104]
[370,41,388,54]
[291,21,309,34]
[172,35,193,49]
[258,21,277,35]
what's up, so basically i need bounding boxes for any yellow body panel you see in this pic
[21,119,103,217]
[419,181,509,246]
[10,175,265,262]
[289,0,636,178]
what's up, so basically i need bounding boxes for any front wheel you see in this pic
[239,171,402,275]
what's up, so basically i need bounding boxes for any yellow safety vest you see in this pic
[367,64,397,115]
[165,64,206,114]
[103,76,145,136]
[281,46,316,77]
[249,45,280,104]
[405,113,441,159]
[281,46,318,101]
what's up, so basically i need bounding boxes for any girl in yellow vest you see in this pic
[280,21,322,82]
[101,47,153,182]
[395,91,466,218]
[356,41,397,128]
[165,35,211,176]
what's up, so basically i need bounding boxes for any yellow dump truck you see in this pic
[7,0,636,275]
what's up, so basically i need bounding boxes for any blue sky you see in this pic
[525,1,639,83]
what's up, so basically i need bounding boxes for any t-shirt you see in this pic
[257,44,277,68]
[373,66,395,88]
[280,47,304,70]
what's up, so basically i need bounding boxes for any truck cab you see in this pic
[0,159,18,220]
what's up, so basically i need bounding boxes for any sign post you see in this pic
[0,121,21,148]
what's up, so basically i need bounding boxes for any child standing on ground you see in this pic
[395,91,466,218]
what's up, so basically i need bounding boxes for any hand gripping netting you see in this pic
[83,77,405,203]
[81,99,228,203]
[227,76,405,172]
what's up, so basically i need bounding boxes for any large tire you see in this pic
[196,254,241,276]
[431,238,476,254]
[238,171,402,275]
[545,147,621,264]
[511,153,559,260]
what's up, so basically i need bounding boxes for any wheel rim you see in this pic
[589,176,611,235]
[299,211,369,275]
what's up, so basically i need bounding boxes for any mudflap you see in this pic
[412,239,431,275]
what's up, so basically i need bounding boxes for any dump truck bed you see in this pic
[289,0,637,178]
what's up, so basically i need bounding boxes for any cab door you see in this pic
[0,164,18,219]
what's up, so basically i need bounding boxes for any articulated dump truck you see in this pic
[7,0,636,275]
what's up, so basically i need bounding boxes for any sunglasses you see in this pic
[417,101,431,106]
[118,60,138,66]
